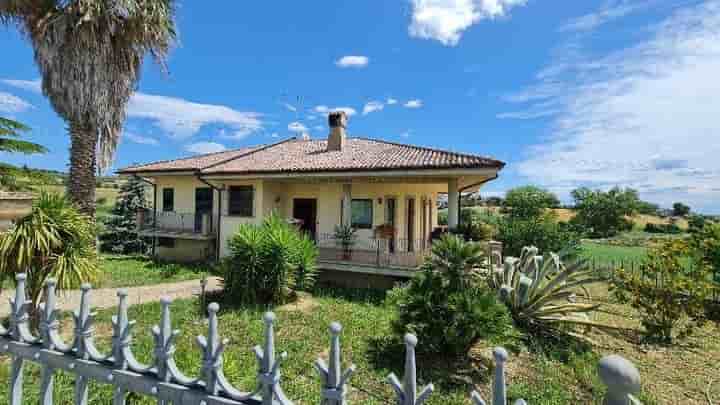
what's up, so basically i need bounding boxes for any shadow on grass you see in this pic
[310,284,387,305]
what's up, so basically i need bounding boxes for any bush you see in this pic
[0,192,98,307]
[503,185,560,220]
[688,214,706,233]
[389,235,513,356]
[222,214,318,305]
[643,223,682,234]
[452,221,495,242]
[611,240,713,342]
[497,214,580,258]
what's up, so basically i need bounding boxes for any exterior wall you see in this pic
[219,179,265,257]
[157,239,213,263]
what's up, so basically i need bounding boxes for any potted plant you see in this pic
[334,224,357,260]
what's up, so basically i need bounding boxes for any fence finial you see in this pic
[10,273,37,343]
[471,347,526,405]
[254,311,292,405]
[598,355,641,405]
[198,302,227,396]
[388,333,434,405]
[316,322,356,404]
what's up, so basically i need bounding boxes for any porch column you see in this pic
[448,178,459,230]
[342,183,352,227]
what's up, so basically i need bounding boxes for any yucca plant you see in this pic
[0,192,98,309]
[489,246,613,340]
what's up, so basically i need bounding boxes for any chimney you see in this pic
[327,111,347,151]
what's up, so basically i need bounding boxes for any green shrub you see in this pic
[389,235,513,356]
[503,185,560,220]
[497,214,580,258]
[0,192,98,307]
[611,240,713,342]
[687,214,706,233]
[643,223,682,234]
[570,187,639,238]
[222,214,318,305]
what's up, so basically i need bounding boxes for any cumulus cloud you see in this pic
[335,56,370,68]
[185,142,227,155]
[123,132,159,146]
[409,0,528,46]
[127,93,263,139]
[362,101,385,115]
[314,105,357,116]
[387,98,399,105]
[0,92,32,113]
[404,99,423,108]
[502,1,720,213]
[288,121,308,133]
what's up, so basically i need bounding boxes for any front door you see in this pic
[195,188,214,233]
[386,198,397,253]
[293,198,318,240]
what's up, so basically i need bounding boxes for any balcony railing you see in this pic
[136,209,214,237]
[316,233,431,269]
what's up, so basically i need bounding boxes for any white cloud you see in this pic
[335,56,369,68]
[283,103,297,112]
[362,101,385,115]
[313,105,357,116]
[1,78,42,93]
[503,0,720,213]
[409,0,528,46]
[560,0,649,32]
[184,142,227,155]
[125,93,263,139]
[0,92,32,113]
[123,132,159,146]
[404,99,423,108]
[288,121,308,133]
[387,98,399,105]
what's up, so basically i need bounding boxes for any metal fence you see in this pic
[0,273,642,405]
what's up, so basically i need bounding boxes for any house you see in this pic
[118,111,505,277]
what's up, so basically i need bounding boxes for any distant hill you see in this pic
[0,163,125,191]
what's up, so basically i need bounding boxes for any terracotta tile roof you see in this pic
[118,138,504,175]
[118,146,261,173]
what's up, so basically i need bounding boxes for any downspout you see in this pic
[132,175,157,257]
[457,174,499,226]
[197,175,224,262]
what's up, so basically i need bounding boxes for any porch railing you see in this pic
[0,273,643,405]
[317,234,432,269]
[136,209,213,236]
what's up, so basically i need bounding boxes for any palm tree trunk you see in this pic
[67,123,97,219]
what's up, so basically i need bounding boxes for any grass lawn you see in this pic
[580,241,647,267]
[95,255,210,289]
[2,284,716,404]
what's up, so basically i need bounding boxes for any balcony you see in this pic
[316,234,431,277]
[136,209,215,240]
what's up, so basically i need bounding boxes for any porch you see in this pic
[136,209,216,240]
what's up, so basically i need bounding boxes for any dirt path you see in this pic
[0,276,223,316]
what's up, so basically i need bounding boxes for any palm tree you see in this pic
[0,1,176,218]
[0,116,47,154]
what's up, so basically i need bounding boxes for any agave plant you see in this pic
[489,246,612,338]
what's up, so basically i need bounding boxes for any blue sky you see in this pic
[2,0,719,213]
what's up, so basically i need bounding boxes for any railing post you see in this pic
[388,334,434,405]
[201,213,211,236]
[253,312,292,405]
[315,322,355,405]
[198,302,227,396]
[73,284,95,405]
[39,278,60,405]
[598,355,642,405]
[471,347,526,405]
[9,273,34,405]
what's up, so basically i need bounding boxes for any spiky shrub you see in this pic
[489,246,608,340]
[0,192,98,308]
[389,235,513,356]
[223,214,318,305]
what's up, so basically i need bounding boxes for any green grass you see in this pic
[580,242,648,268]
[0,289,662,404]
[96,255,210,289]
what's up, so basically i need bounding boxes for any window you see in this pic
[228,185,254,217]
[158,237,175,248]
[162,188,174,212]
[351,199,373,229]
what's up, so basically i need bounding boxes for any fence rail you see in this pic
[0,273,642,404]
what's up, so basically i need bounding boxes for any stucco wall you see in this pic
[156,239,213,263]
[218,179,264,257]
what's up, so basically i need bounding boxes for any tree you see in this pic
[570,187,639,238]
[0,192,97,310]
[0,117,47,154]
[503,185,560,220]
[99,176,148,254]
[1,1,176,218]
[636,200,660,216]
[672,202,691,217]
